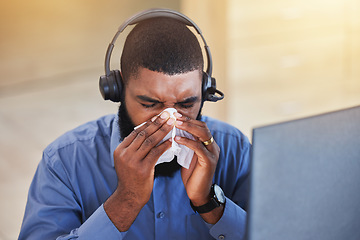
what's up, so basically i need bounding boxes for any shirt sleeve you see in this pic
[18,152,126,240]
[208,197,247,240]
[56,205,127,240]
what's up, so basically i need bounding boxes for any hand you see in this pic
[114,111,175,204]
[174,115,220,207]
[104,111,175,231]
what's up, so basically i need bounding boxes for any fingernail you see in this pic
[167,118,175,125]
[160,111,169,119]
[176,120,183,126]
[151,116,157,122]
[175,136,181,141]
[174,112,182,118]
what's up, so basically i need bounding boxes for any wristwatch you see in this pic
[190,184,226,214]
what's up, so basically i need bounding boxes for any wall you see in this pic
[226,0,360,136]
[0,0,180,90]
[181,0,229,121]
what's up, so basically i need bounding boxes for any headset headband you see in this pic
[104,8,213,78]
[100,8,224,103]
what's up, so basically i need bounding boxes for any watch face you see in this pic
[214,184,226,204]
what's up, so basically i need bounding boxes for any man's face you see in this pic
[124,67,202,127]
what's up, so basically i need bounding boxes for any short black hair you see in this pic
[120,17,204,83]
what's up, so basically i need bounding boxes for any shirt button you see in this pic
[157,212,165,219]
[218,234,225,240]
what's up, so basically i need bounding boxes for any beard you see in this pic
[117,100,203,178]
[118,101,136,140]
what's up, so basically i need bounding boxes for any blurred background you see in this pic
[1,0,359,238]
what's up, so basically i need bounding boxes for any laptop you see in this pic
[246,106,360,240]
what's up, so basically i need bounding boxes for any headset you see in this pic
[99,8,224,103]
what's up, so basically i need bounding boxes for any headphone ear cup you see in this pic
[202,71,224,102]
[202,72,210,101]
[99,70,123,102]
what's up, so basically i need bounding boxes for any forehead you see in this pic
[126,68,202,100]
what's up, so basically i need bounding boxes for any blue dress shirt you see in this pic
[19,114,251,239]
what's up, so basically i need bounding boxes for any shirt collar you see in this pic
[110,114,121,167]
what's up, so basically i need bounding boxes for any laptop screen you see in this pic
[246,106,360,240]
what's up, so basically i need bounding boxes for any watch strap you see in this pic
[189,184,225,214]
[190,198,220,214]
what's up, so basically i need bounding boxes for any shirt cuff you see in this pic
[76,204,127,239]
[209,197,247,240]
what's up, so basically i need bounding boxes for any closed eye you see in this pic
[137,95,161,108]
[141,103,157,108]
[176,96,199,109]
[178,103,194,109]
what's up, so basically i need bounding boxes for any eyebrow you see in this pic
[177,96,199,104]
[137,95,161,103]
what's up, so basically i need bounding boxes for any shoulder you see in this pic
[34,115,117,210]
[43,114,116,161]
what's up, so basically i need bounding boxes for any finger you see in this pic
[175,117,212,142]
[175,115,204,127]
[136,117,175,158]
[174,136,208,159]
[140,111,172,140]
[175,136,220,171]
[121,115,156,148]
[128,111,171,150]
[121,128,144,148]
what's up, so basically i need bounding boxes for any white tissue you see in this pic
[134,108,195,169]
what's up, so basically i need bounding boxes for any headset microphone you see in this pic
[99,8,224,103]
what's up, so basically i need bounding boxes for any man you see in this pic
[19,10,250,239]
